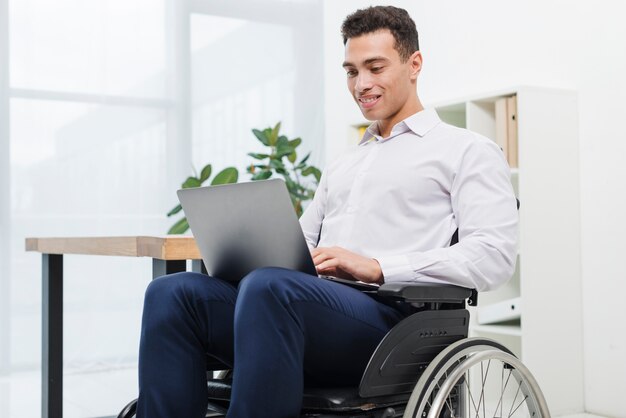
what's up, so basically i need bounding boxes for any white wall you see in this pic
[323,1,626,416]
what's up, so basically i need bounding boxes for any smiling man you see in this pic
[304,6,517,293]
[136,6,518,418]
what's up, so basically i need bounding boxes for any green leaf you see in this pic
[168,217,189,234]
[302,166,322,182]
[269,122,281,146]
[298,152,311,165]
[199,164,212,183]
[310,167,322,182]
[211,167,239,185]
[276,136,288,147]
[252,170,272,180]
[288,138,302,148]
[290,190,310,200]
[287,151,297,163]
[275,137,294,158]
[276,149,293,159]
[252,129,269,146]
[247,152,270,160]
[167,204,183,217]
[285,177,297,190]
[182,176,202,188]
[269,159,285,170]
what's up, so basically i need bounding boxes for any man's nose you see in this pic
[355,73,373,92]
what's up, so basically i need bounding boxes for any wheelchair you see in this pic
[118,281,549,418]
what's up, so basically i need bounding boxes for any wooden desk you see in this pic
[25,236,204,418]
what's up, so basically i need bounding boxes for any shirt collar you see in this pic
[358,108,442,145]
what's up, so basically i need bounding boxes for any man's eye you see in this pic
[371,67,382,73]
[346,70,357,77]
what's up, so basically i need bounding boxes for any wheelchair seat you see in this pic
[205,378,410,415]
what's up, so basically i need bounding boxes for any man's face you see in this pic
[343,30,421,126]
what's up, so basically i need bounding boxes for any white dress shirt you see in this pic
[299,109,518,291]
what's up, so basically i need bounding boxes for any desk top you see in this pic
[25,236,201,260]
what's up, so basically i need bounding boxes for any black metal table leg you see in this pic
[42,254,63,418]
[152,259,187,280]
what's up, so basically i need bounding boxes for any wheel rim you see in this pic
[426,350,550,418]
[404,338,513,418]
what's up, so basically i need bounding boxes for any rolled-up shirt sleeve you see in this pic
[378,139,519,291]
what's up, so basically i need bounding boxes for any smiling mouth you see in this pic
[358,95,381,109]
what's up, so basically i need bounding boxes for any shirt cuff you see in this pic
[376,254,414,283]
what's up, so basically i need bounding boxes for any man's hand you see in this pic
[311,246,384,285]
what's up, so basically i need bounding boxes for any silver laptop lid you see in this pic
[177,178,317,281]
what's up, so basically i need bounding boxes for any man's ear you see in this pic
[409,51,422,80]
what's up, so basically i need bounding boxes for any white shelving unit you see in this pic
[434,86,583,415]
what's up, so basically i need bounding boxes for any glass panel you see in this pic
[189,9,324,180]
[9,0,166,98]
[11,99,169,220]
[9,98,168,416]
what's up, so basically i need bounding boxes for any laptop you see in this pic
[177,178,378,290]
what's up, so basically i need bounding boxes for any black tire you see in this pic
[117,399,137,418]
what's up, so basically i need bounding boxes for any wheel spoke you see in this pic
[492,367,513,418]
[508,395,529,417]
[477,360,491,418]
[414,342,548,418]
[444,393,455,416]
[500,364,504,418]
[506,378,523,418]
[463,373,480,415]
[442,371,455,416]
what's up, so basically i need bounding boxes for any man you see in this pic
[137,6,518,418]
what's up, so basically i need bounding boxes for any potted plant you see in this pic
[167,122,321,234]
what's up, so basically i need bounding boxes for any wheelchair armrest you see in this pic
[377,282,476,305]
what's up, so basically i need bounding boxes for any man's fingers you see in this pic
[315,259,340,271]
[312,251,331,265]
[311,247,359,277]
[311,248,342,265]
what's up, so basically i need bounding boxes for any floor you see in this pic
[0,365,138,418]
[0,368,612,418]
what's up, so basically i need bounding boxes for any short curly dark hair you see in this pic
[341,6,419,62]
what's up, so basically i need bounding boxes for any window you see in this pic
[1,0,323,416]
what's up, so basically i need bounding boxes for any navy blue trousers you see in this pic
[137,267,406,418]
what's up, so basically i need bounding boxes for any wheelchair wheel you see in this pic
[403,338,550,418]
[117,399,137,418]
[116,398,227,418]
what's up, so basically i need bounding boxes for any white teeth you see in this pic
[360,96,379,103]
